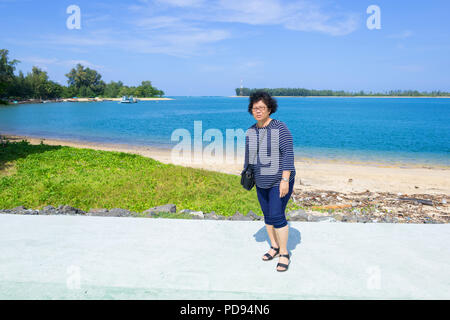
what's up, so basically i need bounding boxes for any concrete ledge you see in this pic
[0,214,448,299]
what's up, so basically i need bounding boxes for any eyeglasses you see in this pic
[252,106,267,112]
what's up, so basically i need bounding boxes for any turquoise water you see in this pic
[0,97,449,166]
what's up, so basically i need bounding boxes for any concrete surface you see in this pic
[0,214,449,299]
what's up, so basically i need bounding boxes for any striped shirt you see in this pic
[243,118,296,189]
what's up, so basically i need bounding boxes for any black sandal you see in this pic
[262,246,280,261]
[276,253,290,272]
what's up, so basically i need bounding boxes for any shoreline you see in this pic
[2,132,449,196]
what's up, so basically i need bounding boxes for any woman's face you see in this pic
[251,100,270,121]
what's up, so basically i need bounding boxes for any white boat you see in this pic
[119,95,138,103]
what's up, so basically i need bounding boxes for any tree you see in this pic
[65,63,105,97]
[25,66,50,99]
[103,80,123,98]
[135,80,155,97]
[0,49,19,102]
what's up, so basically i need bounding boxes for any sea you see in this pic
[0,96,449,166]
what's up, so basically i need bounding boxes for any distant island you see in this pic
[0,49,165,105]
[235,88,450,97]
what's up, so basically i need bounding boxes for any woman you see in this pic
[244,91,296,272]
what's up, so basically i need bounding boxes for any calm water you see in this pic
[0,97,449,166]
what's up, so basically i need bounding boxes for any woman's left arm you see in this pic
[279,123,295,197]
[279,123,295,173]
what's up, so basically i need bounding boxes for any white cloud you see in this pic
[17,0,360,58]
[140,0,360,36]
[20,57,104,70]
[156,0,205,7]
[388,30,413,39]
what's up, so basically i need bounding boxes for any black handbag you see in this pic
[240,128,268,190]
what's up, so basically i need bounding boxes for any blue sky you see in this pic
[1,0,449,95]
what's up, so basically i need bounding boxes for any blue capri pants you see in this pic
[255,178,295,228]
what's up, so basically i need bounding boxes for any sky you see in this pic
[1,0,449,96]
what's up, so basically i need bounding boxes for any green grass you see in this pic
[0,138,287,218]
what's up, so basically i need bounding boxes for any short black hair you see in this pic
[248,90,278,115]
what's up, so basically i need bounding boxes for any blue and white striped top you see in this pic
[244,118,296,189]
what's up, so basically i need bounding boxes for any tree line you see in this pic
[0,49,164,104]
[235,87,450,97]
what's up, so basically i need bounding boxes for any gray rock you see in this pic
[57,205,85,215]
[230,211,252,221]
[9,206,28,214]
[143,204,177,217]
[39,205,58,215]
[87,208,110,216]
[343,215,358,223]
[356,216,370,223]
[204,212,219,220]
[309,215,336,222]
[23,209,39,215]
[108,208,132,217]
[247,210,263,221]
[287,209,309,221]
[189,211,204,219]
[146,204,176,214]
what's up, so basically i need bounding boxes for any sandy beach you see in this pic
[2,133,449,196]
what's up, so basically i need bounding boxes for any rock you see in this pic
[309,215,336,222]
[189,211,204,219]
[356,216,370,223]
[287,209,309,221]
[144,204,176,216]
[230,211,252,221]
[204,212,219,220]
[247,210,263,221]
[87,208,109,216]
[107,208,132,217]
[343,215,358,223]
[9,206,29,214]
[57,205,85,215]
[23,209,39,215]
[39,205,58,215]
[144,204,177,213]
[332,214,344,222]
